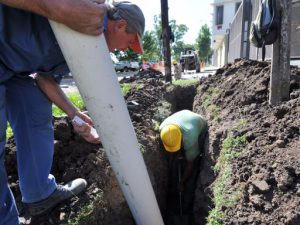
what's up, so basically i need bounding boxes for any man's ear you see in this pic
[115,19,127,31]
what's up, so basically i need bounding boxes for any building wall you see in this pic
[215,0,300,65]
[211,0,242,67]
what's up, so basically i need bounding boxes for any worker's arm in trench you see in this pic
[0,0,107,35]
[35,74,100,144]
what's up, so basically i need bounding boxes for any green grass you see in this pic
[237,118,248,130]
[120,83,132,96]
[6,123,13,140]
[202,87,220,108]
[140,144,146,154]
[172,79,199,87]
[120,83,145,96]
[53,92,85,117]
[207,135,248,225]
[201,87,221,121]
[65,192,104,225]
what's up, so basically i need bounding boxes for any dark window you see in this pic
[235,2,242,12]
[216,5,224,25]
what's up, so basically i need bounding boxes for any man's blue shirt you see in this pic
[0,5,69,83]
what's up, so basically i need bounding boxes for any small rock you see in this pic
[252,180,270,193]
[276,140,285,148]
[60,212,67,220]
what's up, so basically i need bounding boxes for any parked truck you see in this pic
[180,48,200,73]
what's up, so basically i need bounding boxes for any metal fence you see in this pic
[291,1,300,58]
[227,0,300,63]
[227,3,243,62]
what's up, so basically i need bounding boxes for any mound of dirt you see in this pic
[193,59,300,224]
[5,72,171,225]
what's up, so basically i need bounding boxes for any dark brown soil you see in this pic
[5,59,300,225]
[193,59,300,225]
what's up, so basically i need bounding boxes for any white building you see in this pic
[211,0,242,67]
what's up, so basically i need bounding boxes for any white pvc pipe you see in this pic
[49,21,164,225]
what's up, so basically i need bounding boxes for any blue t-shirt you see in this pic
[0,5,69,83]
[160,110,207,161]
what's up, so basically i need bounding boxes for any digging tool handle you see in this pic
[178,156,184,216]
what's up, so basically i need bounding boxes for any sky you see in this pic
[129,0,213,44]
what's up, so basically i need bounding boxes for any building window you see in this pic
[235,2,242,13]
[215,5,224,25]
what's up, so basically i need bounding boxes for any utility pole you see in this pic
[160,0,172,82]
[269,0,291,106]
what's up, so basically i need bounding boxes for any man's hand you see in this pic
[72,111,101,144]
[53,0,107,35]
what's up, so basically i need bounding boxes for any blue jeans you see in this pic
[0,84,19,225]
[5,76,57,204]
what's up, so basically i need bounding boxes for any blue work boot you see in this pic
[25,178,87,216]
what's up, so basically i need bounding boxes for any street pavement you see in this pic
[60,67,217,94]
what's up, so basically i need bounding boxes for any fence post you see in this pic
[269,0,291,106]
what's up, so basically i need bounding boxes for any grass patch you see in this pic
[140,144,146,154]
[120,83,132,96]
[237,118,248,130]
[53,92,85,117]
[207,135,248,225]
[202,87,220,108]
[136,83,145,90]
[65,192,104,225]
[172,79,199,87]
[120,83,145,96]
[6,123,13,140]
[201,87,221,121]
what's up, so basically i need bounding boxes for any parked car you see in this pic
[114,61,140,72]
[129,61,140,71]
[114,61,131,72]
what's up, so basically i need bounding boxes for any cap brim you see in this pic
[162,141,181,153]
[130,34,143,54]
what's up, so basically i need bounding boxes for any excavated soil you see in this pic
[5,60,300,225]
[193,59,300,225]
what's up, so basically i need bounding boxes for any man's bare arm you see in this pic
[0,0,107,35]
[35,74,100,144]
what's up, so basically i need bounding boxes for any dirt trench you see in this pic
[6,59,300,225]
[5,69,212,225]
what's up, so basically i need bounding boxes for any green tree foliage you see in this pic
[142,30,159,61]
[196,24,212,62]
[113,49,139,61]
[169,20,188,60]
[153,15,188,61]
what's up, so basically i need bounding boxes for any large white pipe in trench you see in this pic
[49,21,164,225]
